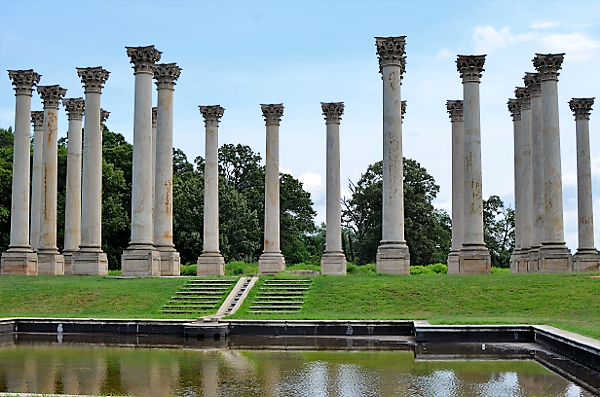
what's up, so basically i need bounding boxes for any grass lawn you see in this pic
[1,272,599,340]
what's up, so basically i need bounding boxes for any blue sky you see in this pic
[1,0,599,250]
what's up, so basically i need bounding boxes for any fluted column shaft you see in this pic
[64,103,84,253]
[446,100,464,274]
[30,112,44,252]
[528,74,545,251]
[151,107,157,220]
[508,99,523,272]
[517,89,534,251]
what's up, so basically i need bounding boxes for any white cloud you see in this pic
[563,171,577,187]
[472,25,538,54]
[297,172,322,189]
[539,33,600,61]
[279,167,293,175]
[531,21,561,29]
[436,48,452,59]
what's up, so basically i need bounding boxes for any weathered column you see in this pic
[375,36,410,275]
[507,98,523,273]
[30,111,45,253]
[321,102,346,275]
[37,85,67,275]
[258,104,286,274]
[61,98,85,274]
[151,106,157,218]
[153,63,181,276]
[456,55,491,274]
[122,45,162,276]
[524,72,543,272]
[197,105,225,276]
[1,70,40,275]
[569,98,599,272]
[533,53,572,272]
[73,67,110,276]
[446,100,464,274]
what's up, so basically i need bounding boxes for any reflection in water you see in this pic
[0,344,594,397]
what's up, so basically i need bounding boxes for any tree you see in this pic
[0,128,13,252]
[483,195,515,268]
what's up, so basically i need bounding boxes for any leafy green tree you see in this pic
[0,127,14,252]
[483,195,515,268]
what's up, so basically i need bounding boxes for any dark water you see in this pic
[0,338,595,397]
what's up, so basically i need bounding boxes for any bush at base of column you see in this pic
[72,251,108,276]
[376,243,410,275]
[0,252,38,275]
[122,248,161,277]
[197,254,224,276]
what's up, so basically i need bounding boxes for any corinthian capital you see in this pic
[31,111,44,129]
[515,87,531,110]
[199,105,225,126]
[76,67,110,93]
[523,72,541,96]
[37,85,67,109]
[457,55,486,82]
[533,53,564,81]
[62,98,85,120]
[126,45,162,73]
[321,102,344,124]
[375,36,406,76]
[261,104,284,125]
[154,63,182,90]
[101,109,110,125]
[446,100,463,122]
[7,69,41,96]
[401,100,406,120]
[152,107,158,128]
[507,99,521,121]
[569,98,594,121]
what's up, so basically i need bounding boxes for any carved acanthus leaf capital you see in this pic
[446,100,463,122]
[100,109,110,125]
[154,63,182,90]
[7,69,41,96]
[523,72,541,96]
[507,99,521,121]
[533,53,564,81]
[62,98,85,120]
[37,85,67,109]
[261,104,284,125]
[457,55,486,82]
[199,105,225,126]
[375,36,406,76]
[569,98,594,121]
[31,111,44,129]
[401,100,406,120]
[515,87,531,110]
[126,45,162,73]
[152,107,158,128]
[321,102,344,123]
[76,67,109,93]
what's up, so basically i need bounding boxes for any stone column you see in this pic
[197,105,225,276]
[569,98,599,272]
[30,111,45,253]
[321,102,346,275]
[446,100,464,274]
[73,67,110,276]
[516,87,534,272]
[524,72,543,272]
[507,98,523,273]
[153,63,181,276]
[456,55,491,274]
[61,98,85,274]
[375,36,410,275]
[122,45,162,276]
[258,104,286,274]
[37,84,67,275]
[151,106,157,219]
[533,53,572,272]
[1,70,40,275]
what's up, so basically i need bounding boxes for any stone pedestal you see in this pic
[447,100,464,275]
[122,45,162,276]
[533,53,572,272]
[456,55,491,274]
[30,111,44,252]
[1,70,40,275]
[197,105,225,276]
[258,104,286,274]
[375,36,410,275]
[321,102,346,275]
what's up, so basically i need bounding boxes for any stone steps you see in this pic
[162,278,236,315]
[249,278,312,314]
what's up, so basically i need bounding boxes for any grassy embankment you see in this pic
[0,270,598,340]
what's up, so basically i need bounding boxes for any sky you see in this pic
[1,0,599,251]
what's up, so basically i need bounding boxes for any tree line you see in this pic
[0,126,514,269]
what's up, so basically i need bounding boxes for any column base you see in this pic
[37,250,65,275]
[72,249,108,276]
[1,250,38,275]
[447,249,460,274]
[121,246,161,277]
[258,252,285,275]
[509,249,521,273]
[527,246,541,273]
[157,248,181,276]
[515,247,530,273]
[458,245,491,274]
[376,242,410,275]
[62,250,76,275]
[320,251,346,275]
[539,242,572,273]
[197,253,224,276]
[573,249,600,272]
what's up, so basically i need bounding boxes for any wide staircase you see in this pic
[249,279,312,314]
[162,279,236,315]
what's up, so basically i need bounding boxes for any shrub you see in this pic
[180,264,197,276]
[225,261,258,276]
